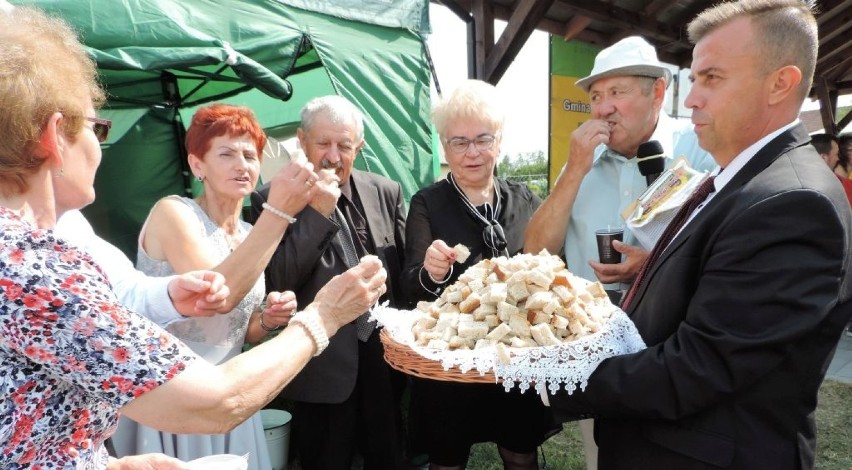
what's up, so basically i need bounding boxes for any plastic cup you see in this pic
[187,454,248,470]
[595,228,624,264]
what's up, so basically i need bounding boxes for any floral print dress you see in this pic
[0,207,198,469]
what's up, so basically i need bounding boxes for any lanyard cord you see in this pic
[447,173,508,257]
[447,172,502,225]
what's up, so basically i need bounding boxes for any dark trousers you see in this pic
[292,331,406,470]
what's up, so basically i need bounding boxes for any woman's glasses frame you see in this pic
[444,133,498,154]
[86,116,112,143]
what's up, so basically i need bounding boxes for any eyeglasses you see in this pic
[482,222,507,256]
[86,117,112,143]
[444,134,498,154]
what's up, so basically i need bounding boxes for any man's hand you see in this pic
[588,240,648,284]
[309,168,342,218]
[310,255,387,336]
[108,453,189,470]
[167,270,230,316]
[567,119,612,176]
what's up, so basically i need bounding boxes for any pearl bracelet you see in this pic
[290,310,329,356]
[262,202,297,224]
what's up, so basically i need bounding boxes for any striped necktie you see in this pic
[333,206,375,341]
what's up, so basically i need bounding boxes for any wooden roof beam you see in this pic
[815,77,839,134]
[562,15,593,41]
[554,0,687,48]
[471,0,494,80]
[435,0,473,22]
[816,34,852,68]
[816,0,852,23]
[816,1,852,44]
[643,0,673,17]
[824,56,852,82]
[482,0,556,84]
[668,1,714,28]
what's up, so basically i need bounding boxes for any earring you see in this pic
[195,175,204,182]
[58,167,64,178]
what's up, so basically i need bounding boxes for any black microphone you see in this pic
[637,140,666,186]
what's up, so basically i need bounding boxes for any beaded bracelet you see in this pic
[259,311,281,332]
[262,202,297,224]
[290,310,330,356]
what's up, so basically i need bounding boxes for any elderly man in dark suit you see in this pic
[251,95,407,470]
[548,1,852,469]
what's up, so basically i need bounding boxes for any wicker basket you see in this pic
[379,329,498,383]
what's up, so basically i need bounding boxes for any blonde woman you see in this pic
[400,80,556,470]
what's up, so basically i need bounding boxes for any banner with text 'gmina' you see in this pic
[549,38,601,185]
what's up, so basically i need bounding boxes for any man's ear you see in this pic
[296,127,306,150]
[37,112,66,170]
[652,77,667,110]
[767,65,802,106]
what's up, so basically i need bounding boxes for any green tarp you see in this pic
[13,0,435,257]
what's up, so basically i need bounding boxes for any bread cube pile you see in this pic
[412,251,613,356]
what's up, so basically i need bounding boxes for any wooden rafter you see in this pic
[482,0,556,83]
[427,0,852,120]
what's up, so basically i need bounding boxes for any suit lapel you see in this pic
[633,124,812,307]
[351,170,386,249]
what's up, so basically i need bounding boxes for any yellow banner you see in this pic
[550,76,592,183]
[549,38,600,186]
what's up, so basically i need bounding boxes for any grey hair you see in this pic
[300,95,365,140]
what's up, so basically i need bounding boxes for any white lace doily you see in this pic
[370,304,646,395]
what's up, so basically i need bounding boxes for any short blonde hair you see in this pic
[687,0,817,101]
[0,7,105,195]
[432,79,505,138]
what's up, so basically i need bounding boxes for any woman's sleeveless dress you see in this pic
[111,196,271,470]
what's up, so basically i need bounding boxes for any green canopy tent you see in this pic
[15,0,435,256]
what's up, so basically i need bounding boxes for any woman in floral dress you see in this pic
[0,7,387,469]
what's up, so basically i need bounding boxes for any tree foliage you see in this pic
[497,150,549,198]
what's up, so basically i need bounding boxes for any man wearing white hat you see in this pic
[524,35,716,469]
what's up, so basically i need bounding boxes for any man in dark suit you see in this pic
[251,95,407,470]
[549,2,852,469]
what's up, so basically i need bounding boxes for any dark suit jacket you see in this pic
[550,124,852,469]
[250,169,406,403]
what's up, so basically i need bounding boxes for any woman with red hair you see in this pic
[111,103,311,467]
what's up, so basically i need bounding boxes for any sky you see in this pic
[426,5,550,158]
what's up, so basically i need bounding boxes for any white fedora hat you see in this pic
[575,36,673,92]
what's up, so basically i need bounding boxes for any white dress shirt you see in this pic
[55,210,182,326]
